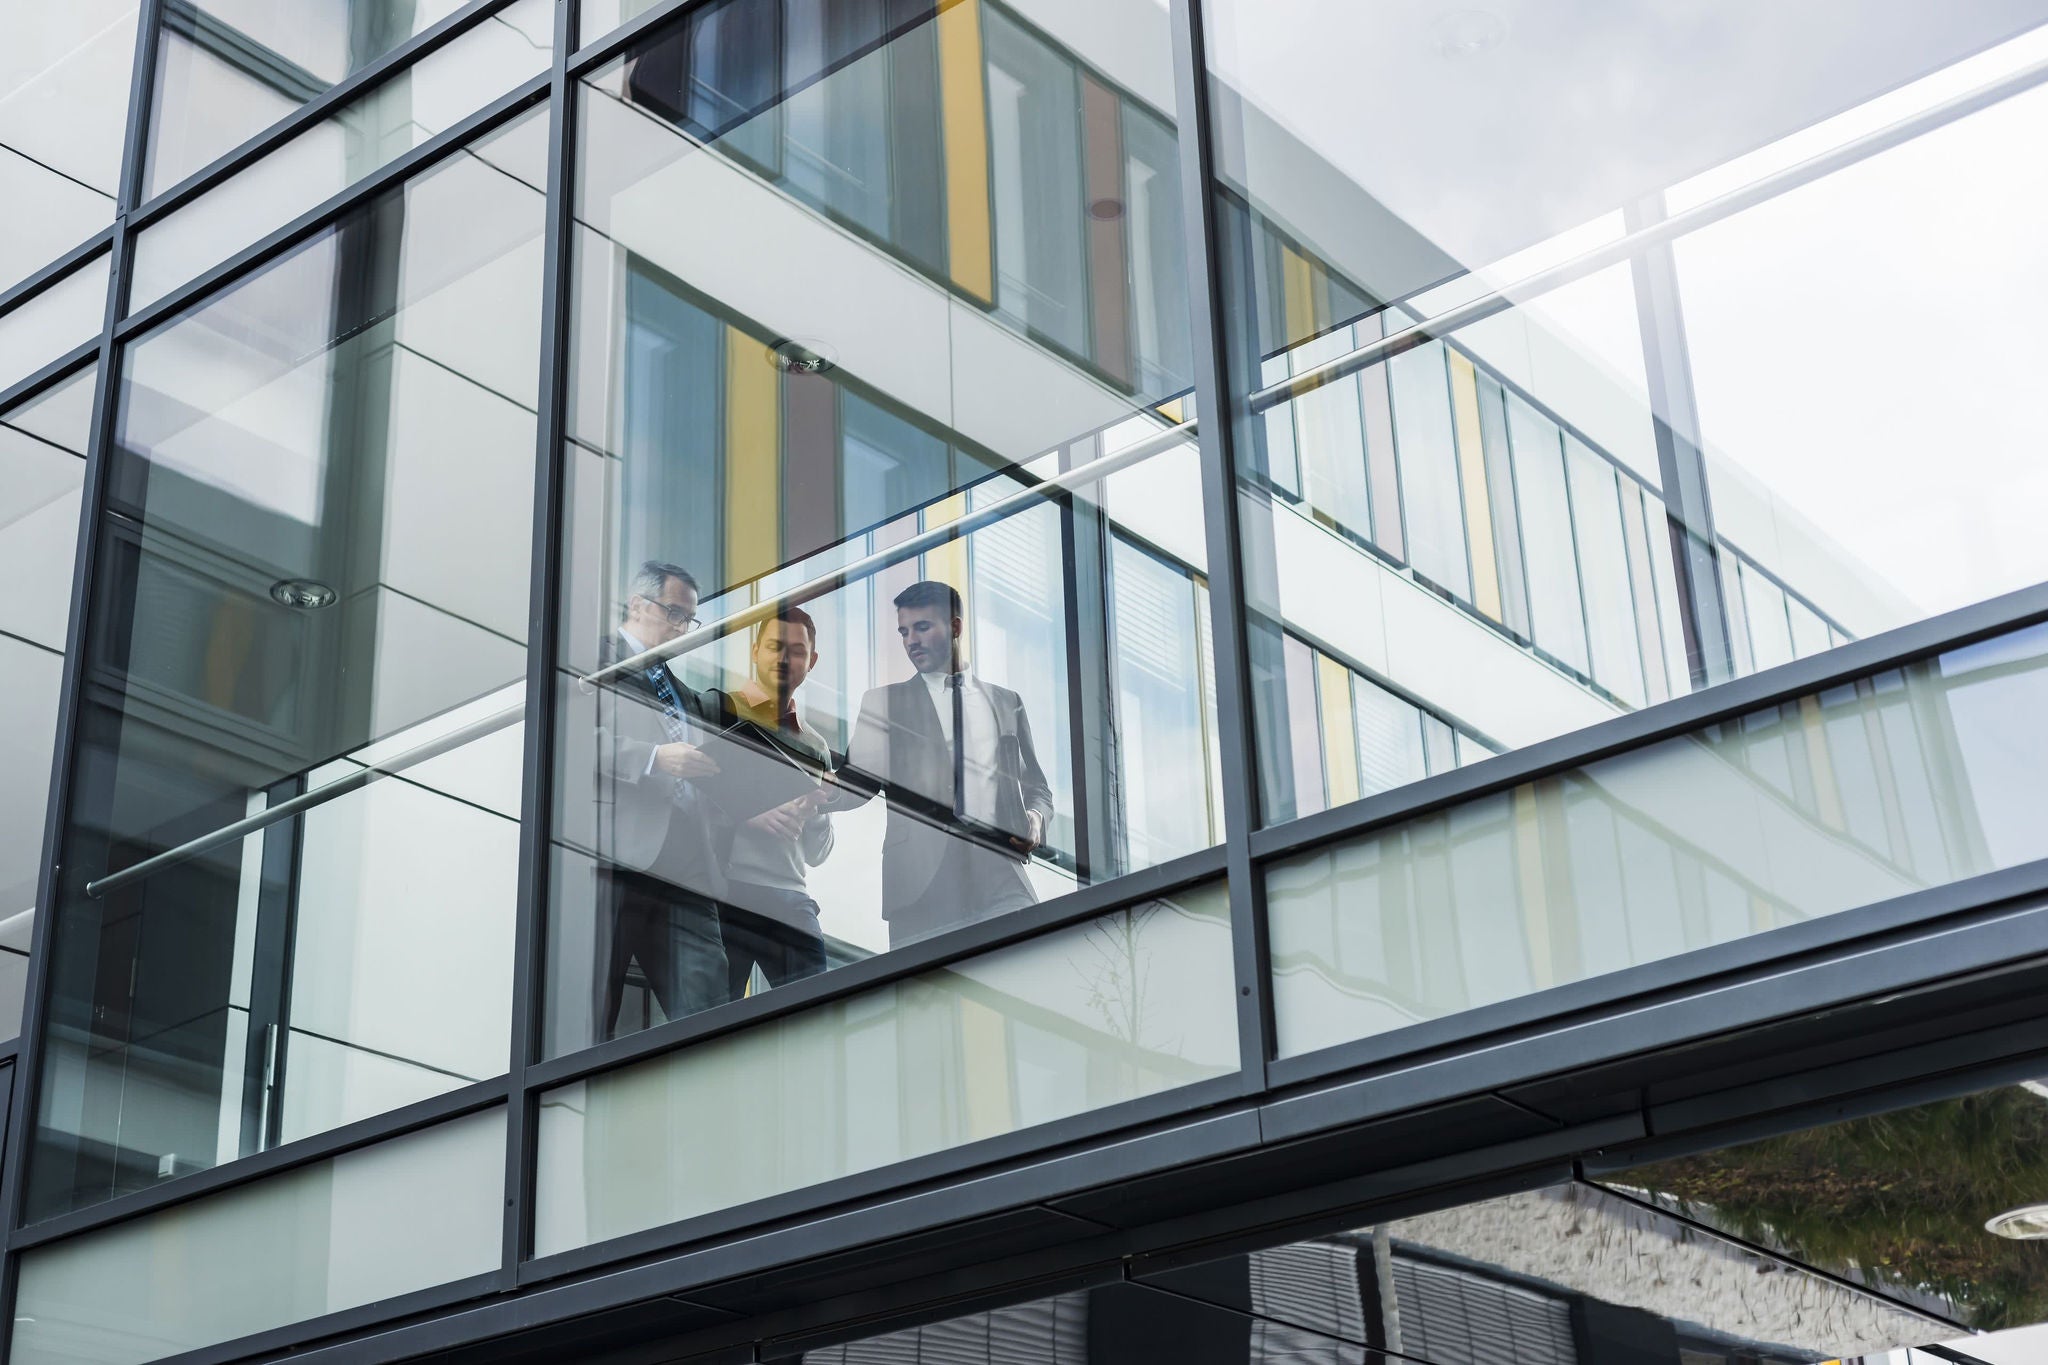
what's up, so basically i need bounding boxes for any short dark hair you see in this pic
[754,604,817,649]
[894,580,962,620]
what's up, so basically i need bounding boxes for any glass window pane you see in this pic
[1386,341,1471,602]
[1564,435,1648,707]
[27,108,547,1223]
[12,1109,504,1365]
[0,369,97,1016]
[130,0,555,312]
[534,882,1235,1255]
[546,0,1215,1058]
[0,252,109,393]
[580,0,669,48]
[0,367,94,651]
[145,0,476,198]
[1208,3,2048,833]
[0,3,140,290]
[1267,619,2048,1060]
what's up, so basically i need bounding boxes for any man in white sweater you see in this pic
[713,605,836,996]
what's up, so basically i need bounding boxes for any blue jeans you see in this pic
[721,887,829,999]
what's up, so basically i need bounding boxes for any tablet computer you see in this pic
[689,718,823,821]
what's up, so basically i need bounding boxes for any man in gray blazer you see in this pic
[840,580,1055,947]
[589,561,730,1038]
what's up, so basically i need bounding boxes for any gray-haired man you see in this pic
[589,560,729,1038]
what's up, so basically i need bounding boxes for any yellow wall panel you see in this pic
[938,0,993,303]
[724,326,780,587]
[1447,351,1503,621]
[1316,655,1361,808]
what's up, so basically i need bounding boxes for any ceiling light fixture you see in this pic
[768,337,836,376]
[1986,1204,2048,1239]
[269,578,337,610]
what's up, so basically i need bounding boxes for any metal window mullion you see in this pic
[1626,192,1734,690]
[502,0,581,1284]
[0,0,168,1326]
[115,72,551,342]
[129,0,516,230]
[1169,0,1275,1089]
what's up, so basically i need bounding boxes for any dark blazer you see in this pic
[584,634,730,897]
[841,674,1055,916]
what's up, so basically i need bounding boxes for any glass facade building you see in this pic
[3,2,2048,1363]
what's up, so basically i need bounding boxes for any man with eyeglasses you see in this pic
[590,560,730,1039]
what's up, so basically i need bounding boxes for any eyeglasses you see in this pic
[637,596,700,631]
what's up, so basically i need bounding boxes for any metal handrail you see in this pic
[1245,46,2048,414]
[83,39,2048,901]
[83,418,1197,899]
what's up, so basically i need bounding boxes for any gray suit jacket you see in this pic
[582,634,730,897]
[843,675,1055,915]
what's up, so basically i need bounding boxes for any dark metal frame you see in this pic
[6,0,2048,1362]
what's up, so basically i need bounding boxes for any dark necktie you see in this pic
[947,673,966,821]
[646,664,693,802]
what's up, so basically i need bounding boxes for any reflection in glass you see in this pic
[0,4,140,292]
[27,108,546,1223]
[545,0,1217,1058]
[130,0,554,312]
[12,1109,504,1365]
[1609,1079,2048,1336]
[144,0,481,199]
[805,1138,2013,1365]
[0,368,98,1038]
[1206,2,2048,830]
[534,883,1236,1255]
[1267,621,2048,1059]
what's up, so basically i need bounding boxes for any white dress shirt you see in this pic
[921,669,1001,824]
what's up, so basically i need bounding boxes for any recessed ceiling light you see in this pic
[269,578,337,610]
[768,337,836,375]
[1986,1204,2048,1239]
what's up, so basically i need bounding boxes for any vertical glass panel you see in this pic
[0,367,95,651]
[547,0,1212,1057]
[1109,538,1218,867]
[534,883,1235,1255]
[1385,342,1470,602]
[130,0,555,312]
[1564,436,1647,707]
[29,109,546,1222]
[0,369,97,1018]
[0,252,109,393]
[0,3,140,292]
[1208,2,2048,829]
[144,0,477,199]
[580,0,670,48]
[12,1108,504,1365]
[1268,620,2048,1060]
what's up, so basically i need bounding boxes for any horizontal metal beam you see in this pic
[129,0,515,230]
[0,230,114,321]
[116,73,550,340]
[84,702,523,898]
[1245,45,2048,413]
